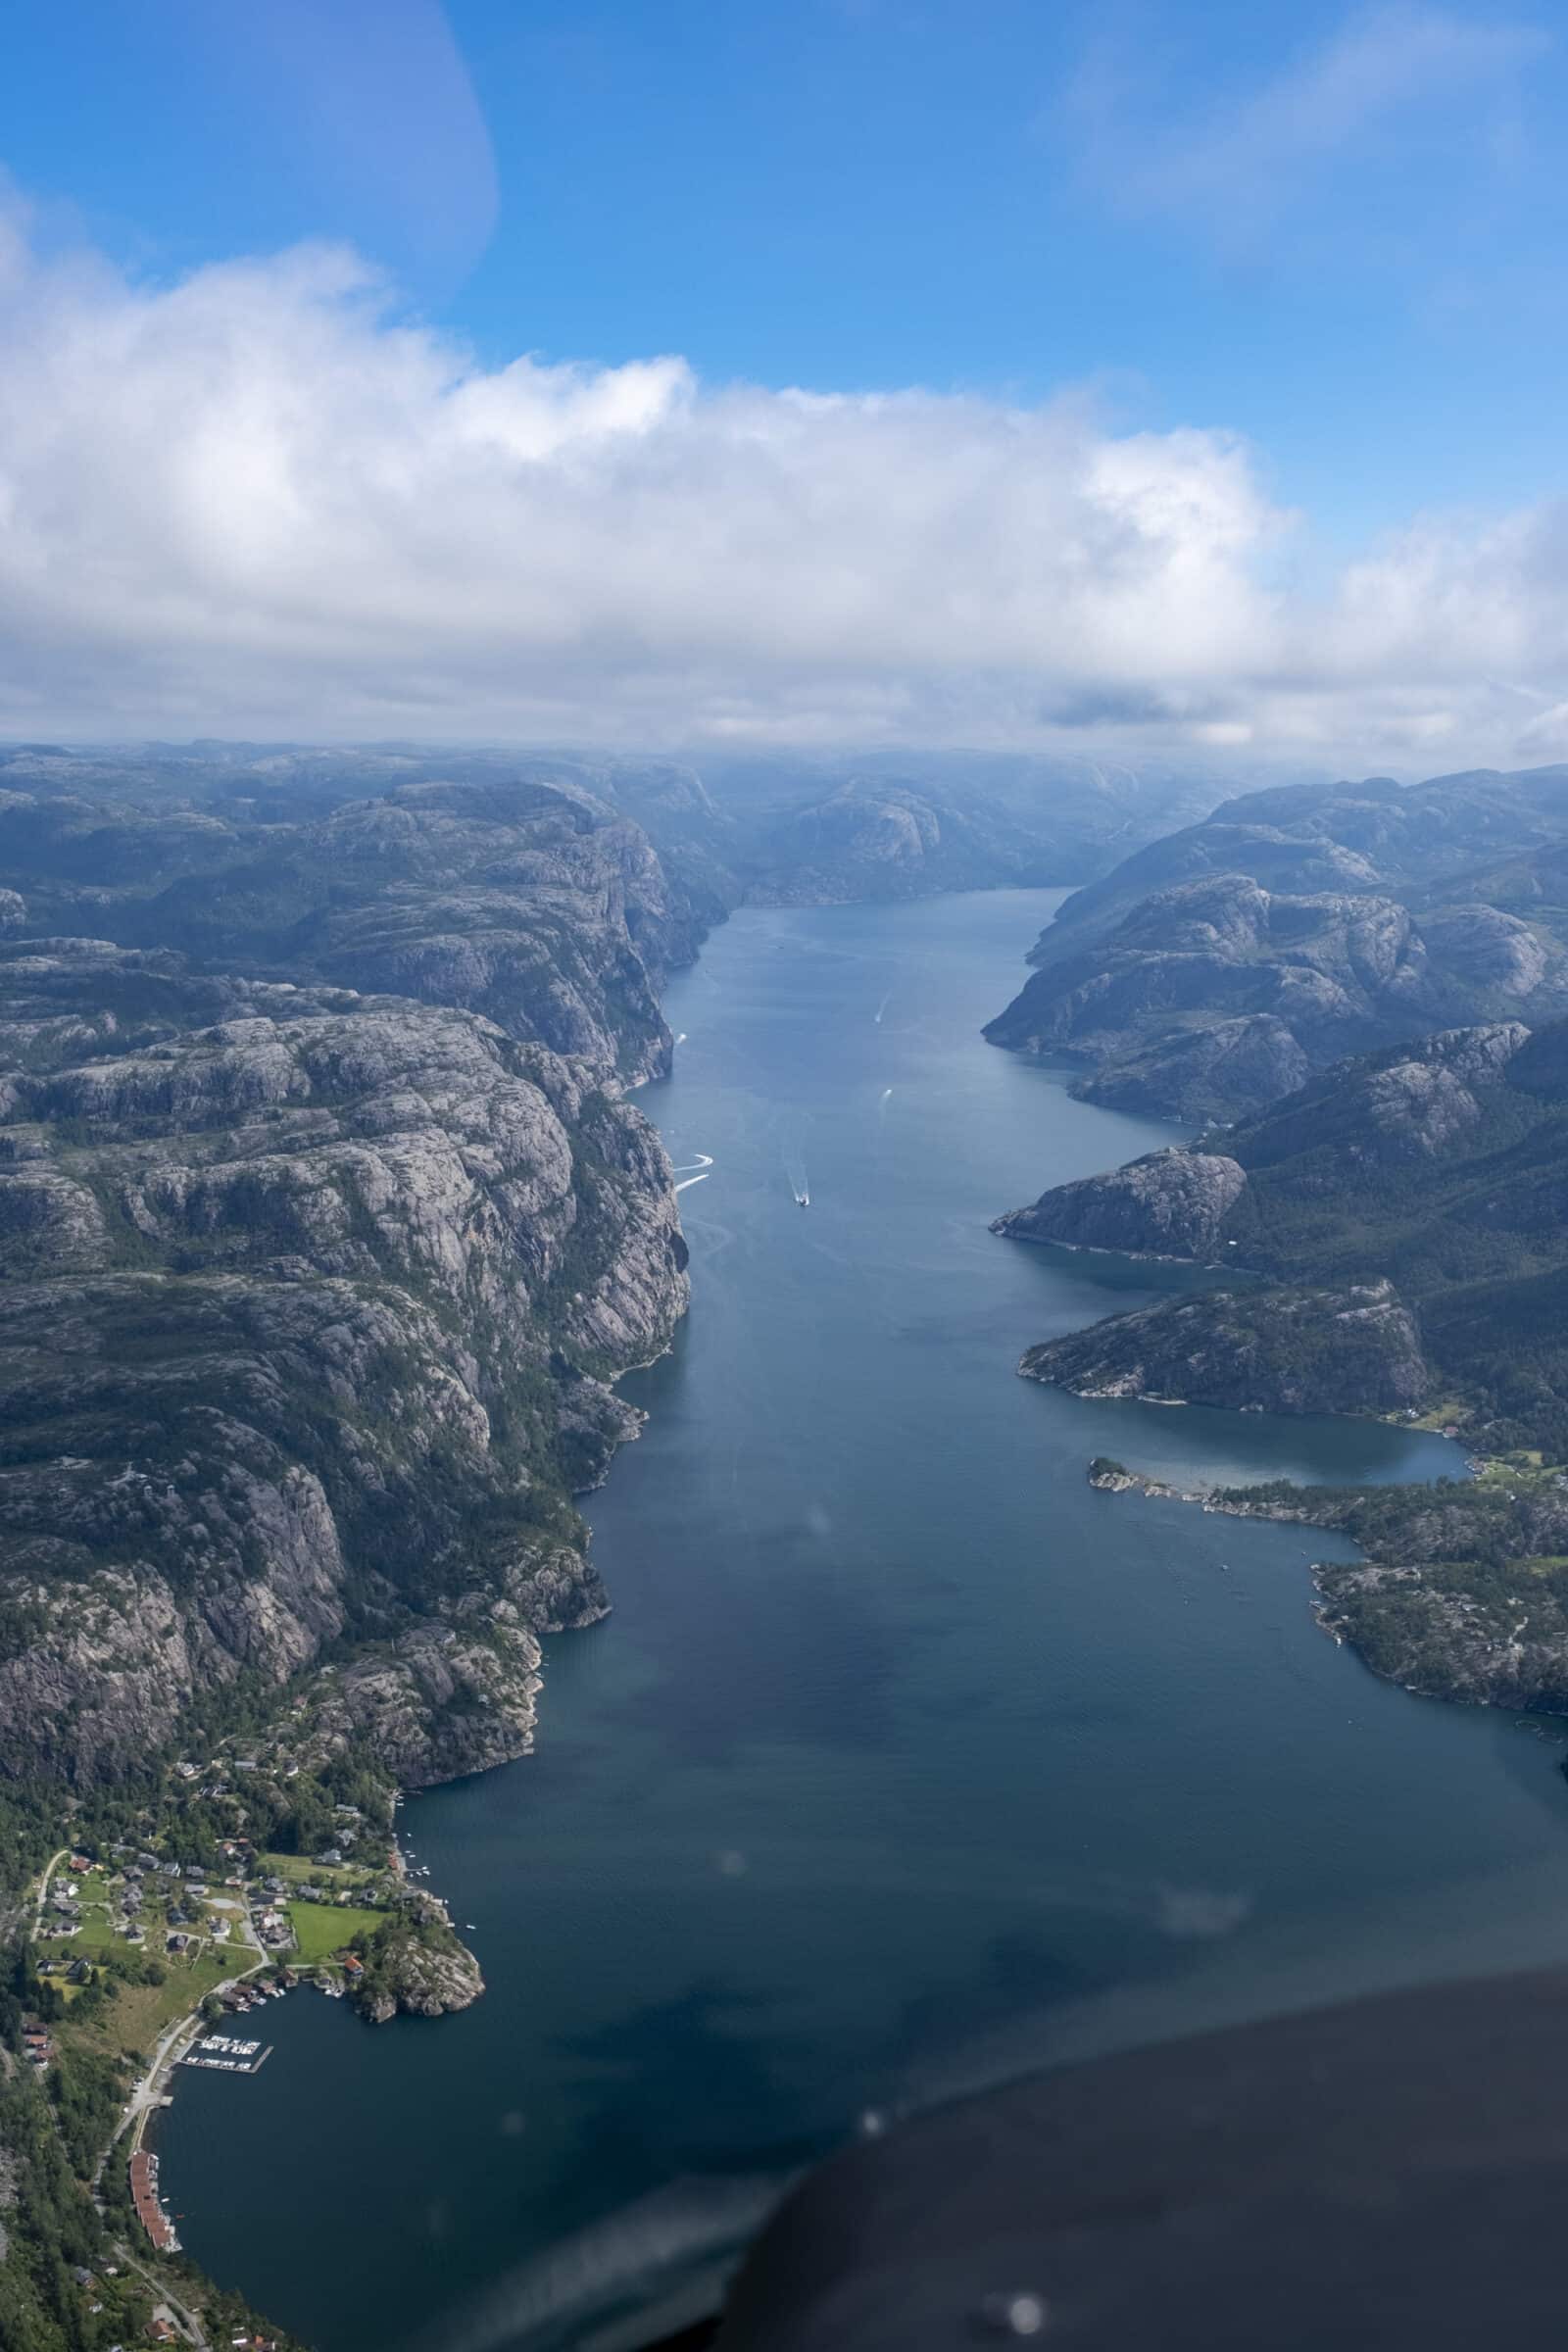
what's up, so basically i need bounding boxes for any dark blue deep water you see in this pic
[159,893,1568,2352]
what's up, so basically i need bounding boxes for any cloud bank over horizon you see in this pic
[2,210,1567,772]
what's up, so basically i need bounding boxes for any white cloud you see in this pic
[0,212,1566,766]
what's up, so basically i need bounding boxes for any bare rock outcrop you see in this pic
[987,768,1568,1120]
[0,942,688,1789]
[349,1895,487,2023]
[993,1147,1247,1259]
[1020,1278,1430,1417]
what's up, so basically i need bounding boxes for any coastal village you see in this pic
[15,1732,466,2347]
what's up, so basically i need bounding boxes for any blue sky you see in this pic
[9,0,1566,533]
[2,1,1567,757]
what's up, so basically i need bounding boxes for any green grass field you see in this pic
[261,1849,381,1896]
[63,1944,239,2066]
[286,1900,382,1962]
[1408,1399,1472,1432]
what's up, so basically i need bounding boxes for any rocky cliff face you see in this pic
[349,1897,486,2023]
[995,1021,1547,1274]
[1068,1014,1310,1120]
[137,778,703,1084]
[984,867,1568,1121]
[0,741,1230,943]
[0,937,687,1789]
[289,1523,622,1788]
[1024,767,1568,968]
[742,782,1061,906]
[1019,1278,1429,1417]
[995,1019,1568,1440]
[985,766,1568,1122]
[3,774,707,1088]
[992,1146,1247,1257]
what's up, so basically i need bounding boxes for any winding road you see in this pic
[31,1847,69,1936]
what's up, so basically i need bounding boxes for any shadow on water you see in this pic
[607,1527,905,1763]
[555,1982,824,2183]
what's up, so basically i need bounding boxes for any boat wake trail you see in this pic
[672,1152,713,1196]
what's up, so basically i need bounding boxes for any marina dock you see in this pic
[181,2032,273,2075]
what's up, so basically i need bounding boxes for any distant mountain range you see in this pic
[0,739,1230,925]
[984,768,1568,1120]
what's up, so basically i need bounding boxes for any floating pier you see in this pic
[181,2032,272,2075]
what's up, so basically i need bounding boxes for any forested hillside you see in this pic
[1001,1018,1568,1452]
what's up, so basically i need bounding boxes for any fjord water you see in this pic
[162,893,1568,2352]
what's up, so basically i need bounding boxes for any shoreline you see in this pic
[135,1819,481,2203]
[1085,1455,1568,1721]
[125,889,1568,2352]
[105,1050,699,2287]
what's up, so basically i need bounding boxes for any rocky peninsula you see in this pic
[1086,1456,1568,1713]
[1000,991,1568,1717]
[1021,1279,1430,1418]
[997,1016,1568,1458]
[346,1897,487,2026]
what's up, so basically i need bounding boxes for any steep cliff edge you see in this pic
[740,781,1061,905]
[0,941,688,1793]
[1,774,706,1086]
[993,1146,1247,1257]
[1019,767,1568,968]
[0,743,1225,951]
